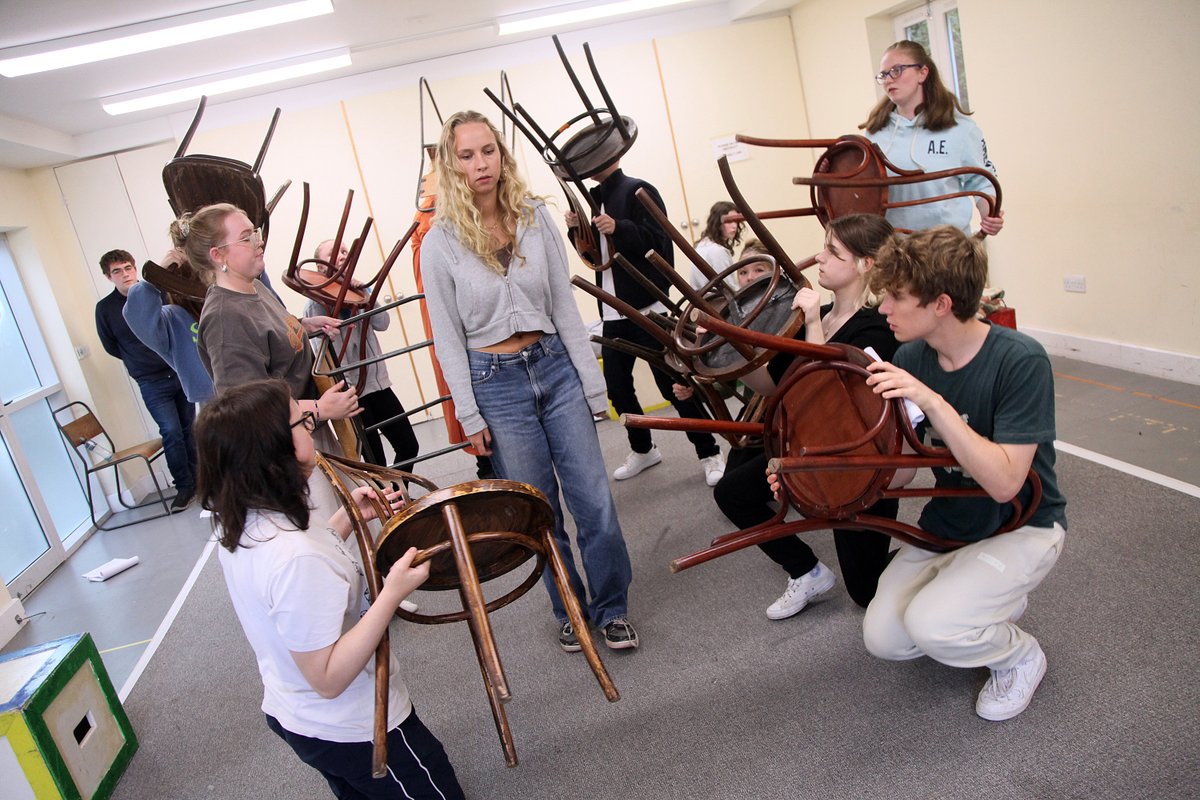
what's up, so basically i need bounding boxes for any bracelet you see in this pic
[312,401,322,423]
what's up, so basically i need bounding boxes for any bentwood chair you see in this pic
[53,401,173,531]
[316,453,620,771]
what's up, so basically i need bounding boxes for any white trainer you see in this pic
[765,562,836,620]
[613,447,663,480]
[701,454,725,486]
[976,642,1048,721]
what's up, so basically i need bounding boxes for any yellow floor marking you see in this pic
[100,638,152,655]
[1055,372,1200,412]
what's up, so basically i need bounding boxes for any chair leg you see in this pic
[441,503,511,701]
[459,588,519,768]
[542,529,620,702]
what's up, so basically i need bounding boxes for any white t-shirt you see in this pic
[691,238,736,292]
[218,509,412,742]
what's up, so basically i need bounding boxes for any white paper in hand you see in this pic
[83,556,140,582]
[863,347,925,426]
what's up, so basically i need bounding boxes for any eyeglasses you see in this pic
[216,227,263,249]
[875,64,923,84]
[290,411,317,433]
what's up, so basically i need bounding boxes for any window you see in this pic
[893,1,971,110]
[0,237,91,595]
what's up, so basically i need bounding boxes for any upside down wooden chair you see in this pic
[146,95,292,312]
[731,132,1002,237]
[316,453,619,771]
[621,314,1041,572]
[53,401,174,531]
[486,34,637,271]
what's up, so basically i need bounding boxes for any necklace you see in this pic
[821,306,857,338]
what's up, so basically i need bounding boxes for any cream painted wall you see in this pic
[790,0,1199,363]
[25,14,818,454]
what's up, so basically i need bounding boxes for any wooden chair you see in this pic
[621,314,1041,571]
[316,453,619,770]
[53,402,173,531]
[485,34,635,271]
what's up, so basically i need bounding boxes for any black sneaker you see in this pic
[558,621,582,653]
[603,617,639,650]
[170,489,194,512]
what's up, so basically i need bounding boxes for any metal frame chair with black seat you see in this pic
[52,401,174,531]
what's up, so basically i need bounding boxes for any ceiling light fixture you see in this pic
[497,0,700,36]
[0,0,334,78]
[101,50,351,115]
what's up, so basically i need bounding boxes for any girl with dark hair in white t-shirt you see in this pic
[196,379,463,799]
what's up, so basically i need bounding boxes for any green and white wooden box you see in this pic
[0,634,137,800]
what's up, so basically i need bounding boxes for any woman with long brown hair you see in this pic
[420,110,639,653]
[861,40,1004,236]
[713,214,901,619]
[196,379,463,799]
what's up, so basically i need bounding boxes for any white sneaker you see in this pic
[976,642,1048,721]
[613,447,663,480]
[701,453,725,487]
[765,562,836,620]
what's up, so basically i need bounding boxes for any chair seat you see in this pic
[111,439,164,466]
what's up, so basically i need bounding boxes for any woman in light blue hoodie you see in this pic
[860,40,1004,236]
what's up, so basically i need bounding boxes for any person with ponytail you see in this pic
[419,110,639,653]
[171,204,360,431]
[860,40,1004,236]
[714,214,900,619]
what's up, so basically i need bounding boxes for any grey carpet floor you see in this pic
[113,418,1200,799]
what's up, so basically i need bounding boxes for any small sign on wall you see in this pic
[711,136,750,163]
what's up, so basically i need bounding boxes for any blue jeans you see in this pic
[467,334,632,627]
[137,373,196,494]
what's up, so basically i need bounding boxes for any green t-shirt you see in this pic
[895,324,1067,542]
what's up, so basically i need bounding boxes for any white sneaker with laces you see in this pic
[765,562,836,620]
[613,447,663,480]
[701,454,725,486]
[976,642,1048,721]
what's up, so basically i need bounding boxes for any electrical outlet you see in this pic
[74,344,90,359]
[1063,275,1087,293]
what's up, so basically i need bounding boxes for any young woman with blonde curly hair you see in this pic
[419,110,639,652]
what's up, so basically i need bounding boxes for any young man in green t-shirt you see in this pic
[861,225,1067,721]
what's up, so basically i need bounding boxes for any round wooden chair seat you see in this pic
[290,269,368,308]
[376,479,554,592]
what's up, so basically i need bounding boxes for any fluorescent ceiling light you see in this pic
[0,0,333,78]
[102,51,351,115]
[497,0,699,36]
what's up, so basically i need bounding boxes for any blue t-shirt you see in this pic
[896,324,1067,542]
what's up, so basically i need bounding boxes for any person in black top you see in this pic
[94,249,197,511]
[566,160,725,487]
[712,215,899,619]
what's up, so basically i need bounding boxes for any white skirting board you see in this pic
[1022,327,1200,386]
[0,595,28,648]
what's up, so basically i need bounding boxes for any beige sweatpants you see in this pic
[862,523,1065,671]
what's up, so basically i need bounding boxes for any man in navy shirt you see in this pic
[94,249,197,511]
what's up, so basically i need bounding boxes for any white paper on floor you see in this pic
[83,556,140,582]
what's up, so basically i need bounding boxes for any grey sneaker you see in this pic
[613,447,663,480]
[765,562,836,620]
[603,617,639,650]
[976,642,1047,721]
[558,621,582,653]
